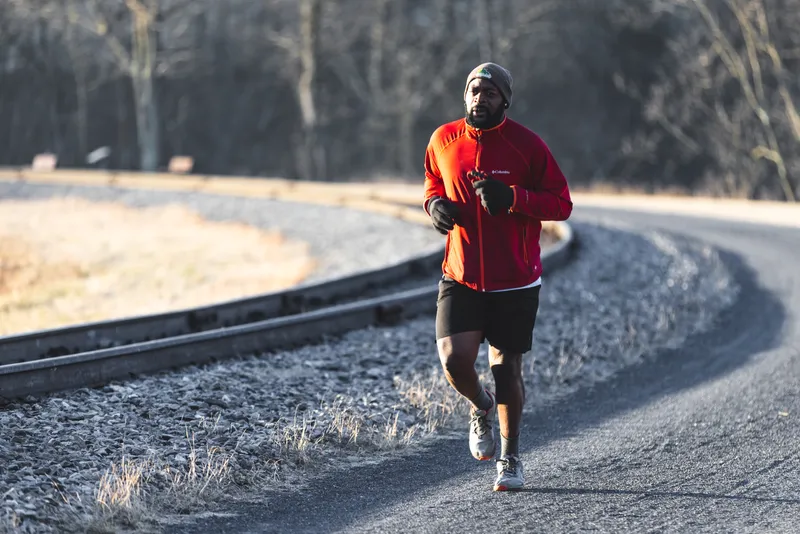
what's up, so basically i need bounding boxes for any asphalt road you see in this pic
[170,207,800,534]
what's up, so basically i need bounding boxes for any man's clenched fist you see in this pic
[469,170,514,216]
[428,197,460,235]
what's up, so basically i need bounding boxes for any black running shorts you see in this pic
[435,276,541,354]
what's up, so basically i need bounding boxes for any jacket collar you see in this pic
[464,116,508,138]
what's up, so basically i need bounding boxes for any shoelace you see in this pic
[469,410,491,437]
[498,457,519,475]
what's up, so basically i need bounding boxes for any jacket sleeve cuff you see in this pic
[509,186,521,214]
[424,196,441,216]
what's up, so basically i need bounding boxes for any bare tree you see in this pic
[264,0,327,180]
[57,1,158,171]
[641,0,799,200]
[297,0,323,180]
[363,0,389,171]
[9,0,794,200]
[58,0,198,171]
[385,0,477,175]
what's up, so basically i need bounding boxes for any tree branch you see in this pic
[78,0,132,72]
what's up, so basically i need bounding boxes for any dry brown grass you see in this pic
[0,197,316,335]
[165,434,234,503]
[88,428,237,532]
[85,390,451,531]
[394,367,495,435]
[93,456,151,530]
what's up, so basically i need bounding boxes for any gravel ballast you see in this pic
[0,184,739,533]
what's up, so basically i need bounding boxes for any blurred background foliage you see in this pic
[0,0,797,200]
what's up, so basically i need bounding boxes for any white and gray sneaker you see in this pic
[494,455,525,491]
[468,390,496,461]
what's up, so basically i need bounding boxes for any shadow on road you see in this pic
[517,487,800,505]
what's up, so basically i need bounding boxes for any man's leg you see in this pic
[488,347,524,456]
[484,285,539,490]
[436,332,485,402]
[438,333,496,460]
[435,278,489,410]
[488,347,526,490]
[435,278,495,460]
[484,284,539,447]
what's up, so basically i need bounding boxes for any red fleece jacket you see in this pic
[423,117,572,292]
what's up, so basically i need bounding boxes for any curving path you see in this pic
[167,204,800,533]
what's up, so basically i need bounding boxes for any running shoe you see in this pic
[494,455,525,491]
[468,390,496,461]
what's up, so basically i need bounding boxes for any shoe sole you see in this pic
[494,484,524,491]
[472,445,496,461]
[493,484,524,492]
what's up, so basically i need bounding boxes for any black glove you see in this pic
[470,170,514,216]
[428,197,460,235]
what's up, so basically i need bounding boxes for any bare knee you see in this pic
[489,348,523,402]
[489,348,522,373]
[439,347,471,379]
[437,336,479,380]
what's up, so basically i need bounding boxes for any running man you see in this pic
[422,62,573,491]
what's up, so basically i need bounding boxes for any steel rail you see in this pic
[0,223,575,401]
[0,245,445,366]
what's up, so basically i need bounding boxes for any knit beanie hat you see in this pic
[464,62,513,108]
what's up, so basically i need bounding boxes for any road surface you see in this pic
[169,206,800,533]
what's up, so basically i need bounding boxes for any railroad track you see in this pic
[0,222,576,401]
[0,171,575,400]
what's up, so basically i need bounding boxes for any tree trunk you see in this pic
[130,7,160,171]
[475,0,494,61]
[364,0,388,170]
[115,77,131,168]
[296,0,323,180]
[74,67,89,160]
[399,111,415,177]
[398,67,416,176]
[65,20,88,159]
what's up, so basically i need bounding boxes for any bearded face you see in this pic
[464,78,506,129]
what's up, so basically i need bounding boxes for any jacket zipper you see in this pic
[522,224,529,265]
[475,131,485,292]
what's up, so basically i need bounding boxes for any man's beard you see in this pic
[465,103,505,129]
